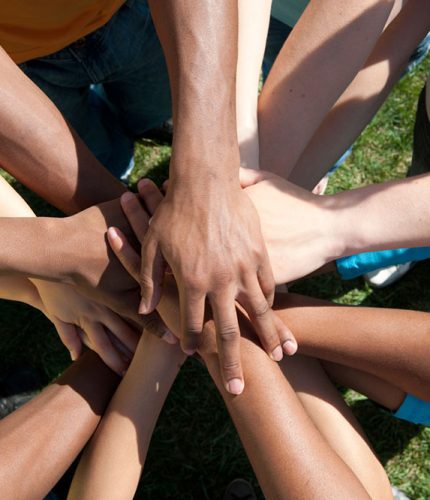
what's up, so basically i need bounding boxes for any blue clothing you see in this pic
[394,394,430,426]
[336,247,430,280]
[20,0,171,179]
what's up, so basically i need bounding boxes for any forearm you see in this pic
[290,0,430,189]
[0,47,125,214]
[275,293,430,401]
[236,0,271,169]
[0,351,119,500]
[154,283,370,499]
[0,216,76,281]
[200,320,370,499]
[330,173,430,257]
[69,333,185,500]
[148,0,240,182]
[258,0,395,178]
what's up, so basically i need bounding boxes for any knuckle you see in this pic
[222,359,241,375]
[218,325,239,344]
[139,273,153,290]
[251,299,270,319]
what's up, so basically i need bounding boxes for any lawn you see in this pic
[1,55,430,499]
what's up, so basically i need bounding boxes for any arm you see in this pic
[240,168,430,283]
[0,351,119,500]
[143,0,285,393]
[68,334,186,500]
[0,47,126,214]
[289,0,430,189]
[69,276,377,500]
[236,0,271,169]
[0,176,139,373]
[258,0,395,178]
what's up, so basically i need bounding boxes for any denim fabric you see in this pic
[263,16,430,175]
[20,0,171,179]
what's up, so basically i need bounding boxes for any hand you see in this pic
[59,198,170,341]
[34,279,140,375]
[112,181,297,395]
[240,168,340,283]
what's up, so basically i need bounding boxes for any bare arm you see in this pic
[240,168,430,283]
[258,0,395,178]
[143,1,285,393]
[70,276,378,500]
[0,46,125,214]
[236,0,271,169]
[290,0,430,189]
[0,351,119,500]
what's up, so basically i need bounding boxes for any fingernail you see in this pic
[70,351,77,361]
[138,178,150,187]
[138,300,148,314]
[227,378,244,395]
[183,348,196,356]
[162,331,178,344]
[270,345,283,362]
[282,340,297,356]
[107,227,119,239]
[121,191,135,203]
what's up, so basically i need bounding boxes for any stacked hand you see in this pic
[33,279,139,375]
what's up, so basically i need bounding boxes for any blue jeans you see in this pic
[263,16,430,175]
[20,0,171,179]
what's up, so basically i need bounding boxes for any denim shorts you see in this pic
[20,0,171,179]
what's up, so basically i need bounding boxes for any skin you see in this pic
[70,282,396,499]
[0,351,119,500]
[236,0,271,169]
[258,0,396,178]
[289,0,430,189]
[0,176,139,373]
[73,185,430,498]
[144,0,289,395]
[239,167,430,283]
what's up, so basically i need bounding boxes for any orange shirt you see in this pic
[0,1,125,64]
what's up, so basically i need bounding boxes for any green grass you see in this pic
[1,55,430,499]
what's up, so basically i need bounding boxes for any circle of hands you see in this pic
[36,168,331,393]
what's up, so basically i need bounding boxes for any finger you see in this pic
[53,320,82,361]
[179,288,205,355]
[141,310,178,345]
[84,322,128,375]
[105,329,134,361]
[138,179,164,215]
[139,235,159,313]
[101,310,140,354]
[237,278,282,362]
[120,191,150,244]
[257,251,276,307]
[162,179,169,193]
[238,166,267,188]
[273,313,297,356]
[107,226,141,282]
[210,291,244,395]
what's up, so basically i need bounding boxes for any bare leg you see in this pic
[0,352,119,500]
